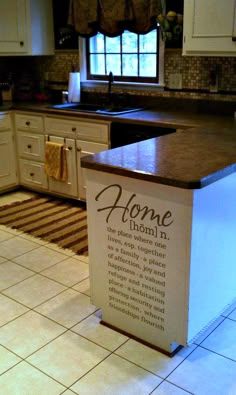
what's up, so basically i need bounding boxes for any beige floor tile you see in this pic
[2,274,66,308]
[45,242,75,256]
[0,229,14,243]
[41,257,89,287]
[61,391,77,395]
[13,245,68,272]
[0,236,40,259]
[71,353,162,395]
[0,345,22,375]
[0,190,37,206]
[0,261,34,291]
[115,339,197,379]
[35,289,97,328]
[0,256,7,264]
[0,225,22,235]
[0,310,65,358]
[73,311,128,351]
[0,294,29,326]
[18,232,48,245]
[73,254,89,264]
[0,361,65,395]
[201,318,236,361]
[27,330,110,387]
[72,277,90,296]
[152,381,190,394]
[168,346,236,395]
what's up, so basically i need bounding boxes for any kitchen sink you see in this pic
[48,103,144,115]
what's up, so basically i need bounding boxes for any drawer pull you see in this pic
[77,147,81,152]
[232,36,236,42]
[72,127,76,131]
[26,121,30,126]
[27,144,32,149]
[20,41,24,46]
[65,146,73,151]
[30,172,34,177]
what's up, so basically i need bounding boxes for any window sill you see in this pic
[81,80,165,92]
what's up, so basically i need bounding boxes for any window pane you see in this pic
[90,54,105,75]
[122,31,138,53]
[140,54,156,77]
[90,33,104,53]
[106,54,121,75]
[122,54,138,76]
[106,36,120,53]
[140,30,157,53]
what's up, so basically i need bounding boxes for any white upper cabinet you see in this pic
[183,0,236,56]
[0,0,54,55]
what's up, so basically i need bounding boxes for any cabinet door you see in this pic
[0,0,27,53]
[17,132,45,161]
[48,136,78,198]
[0,131,17,189]
[183,0,236,56]
[76,140,108,201]
[19,159,48,190]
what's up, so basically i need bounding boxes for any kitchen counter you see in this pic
[4,100,236,189]
[81,107,236,355]
[6,101,235,130]
[81,123,236,189]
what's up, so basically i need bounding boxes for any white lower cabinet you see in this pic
[14,112,110,200]
[19,159,48,189]
[47,136,77,198]
[76,140,108,201]
[0,113,17,191]
[15,112,48,191]
[45,115,110,200]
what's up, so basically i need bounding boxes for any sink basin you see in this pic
[48,103,144,115]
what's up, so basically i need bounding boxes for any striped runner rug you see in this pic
[0,195,88,255]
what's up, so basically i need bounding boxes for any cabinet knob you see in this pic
[30,172,34,177]
[232,36,236,42]
[27,144,32,149]
[72,127,76,131]
[26,121,30,126]
[77,147,81,152]
[68,146,73,150]
[20,41,24,46]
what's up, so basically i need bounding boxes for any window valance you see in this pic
[68,0,165,37]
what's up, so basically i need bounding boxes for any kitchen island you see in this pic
[81,123,236,355]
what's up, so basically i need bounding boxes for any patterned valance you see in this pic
[68,0,165,37]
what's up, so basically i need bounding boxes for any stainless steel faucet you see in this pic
[108,71,114,102]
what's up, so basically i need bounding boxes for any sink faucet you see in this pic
[108,71,114,103]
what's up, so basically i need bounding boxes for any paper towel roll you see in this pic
[68,72,80,103]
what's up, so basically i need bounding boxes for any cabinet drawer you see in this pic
[45,116,109,143]
[15,113,44,132]
[19,159,48,190]
[17,132,45,161]
[75,122,109,144]
[0,113,11,130]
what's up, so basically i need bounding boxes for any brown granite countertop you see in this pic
[4,101,236,189]
[6,101,234,130]
[81,124,236,189]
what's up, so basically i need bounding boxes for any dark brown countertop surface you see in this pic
[7,101,236,189]
[81,125,236,189]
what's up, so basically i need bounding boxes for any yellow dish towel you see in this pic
[44,141,68,181]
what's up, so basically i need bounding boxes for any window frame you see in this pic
[86,30,160,84]
[79,31,165,91]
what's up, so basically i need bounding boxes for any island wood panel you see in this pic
[84,169,236,354]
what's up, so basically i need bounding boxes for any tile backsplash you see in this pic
[0,49,235,103]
